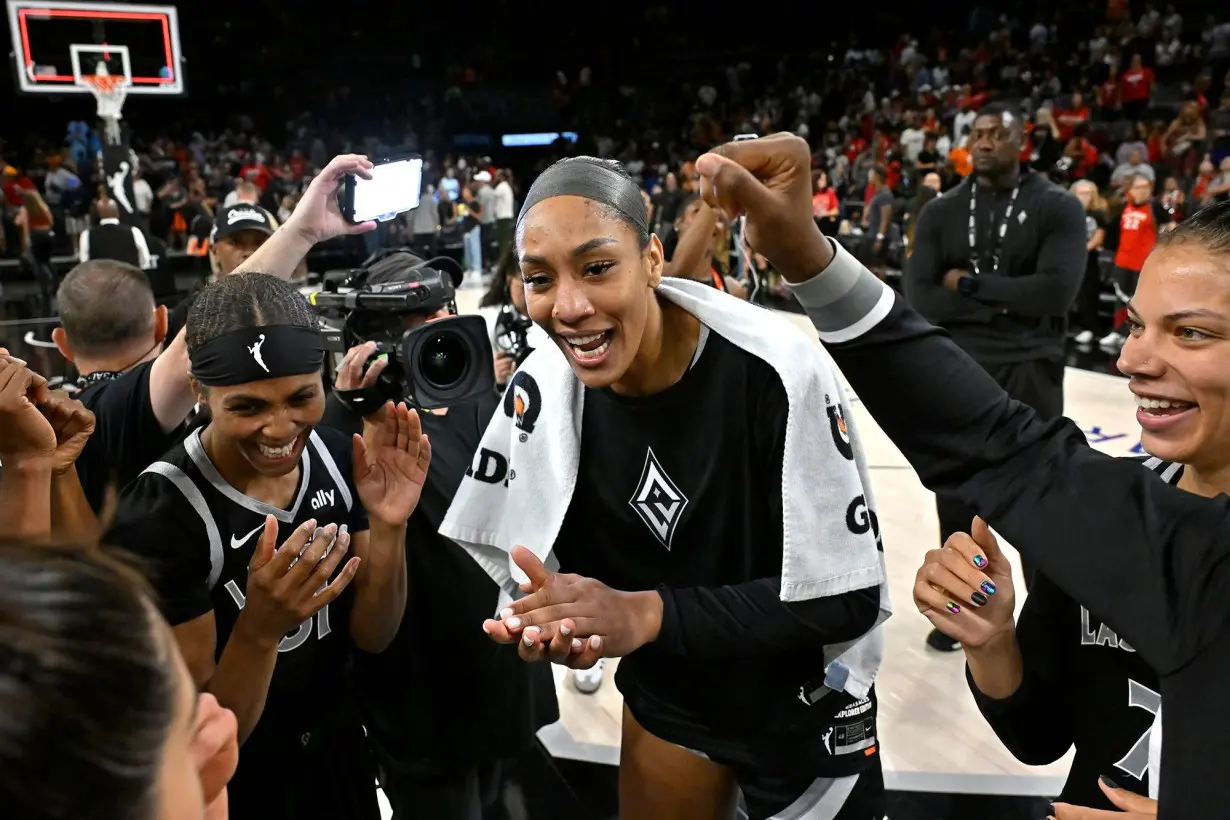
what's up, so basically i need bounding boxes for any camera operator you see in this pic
[477,250,550,389]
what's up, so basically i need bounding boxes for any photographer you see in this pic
[477,250,550,389]
[336,253,558,819]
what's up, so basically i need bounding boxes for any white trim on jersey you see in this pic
[144,461,226,590]
[308,430,353,512]
[183,428,312,522]
[1141,456,1183,484]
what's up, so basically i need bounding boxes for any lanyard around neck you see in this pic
[968,179,1021,277]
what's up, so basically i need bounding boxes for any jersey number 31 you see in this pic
[223,579,332,652]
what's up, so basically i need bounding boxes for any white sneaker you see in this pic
[1099,331,1125,349]
[1074,329,1094,345]
[572,658,605,694]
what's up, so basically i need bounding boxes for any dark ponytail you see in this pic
[0,541,176,820]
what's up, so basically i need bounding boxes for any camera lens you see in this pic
[417,331,468,388]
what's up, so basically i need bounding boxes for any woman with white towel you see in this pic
[442,156,890,820]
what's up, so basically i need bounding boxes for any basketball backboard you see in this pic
[6,0,183,95]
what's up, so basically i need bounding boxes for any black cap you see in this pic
[364,248,464,289]
[211,204,277,243]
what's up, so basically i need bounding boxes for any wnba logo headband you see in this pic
[516,159,649,237]
[189,325,325,387]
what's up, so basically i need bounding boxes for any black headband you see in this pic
[189,325,324,387]
[516,159,649,237]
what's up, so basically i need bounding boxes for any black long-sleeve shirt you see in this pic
[967,456,1180,810]
[794,239,1230,819]
[904,171,1087,364]
[554,327,881,773]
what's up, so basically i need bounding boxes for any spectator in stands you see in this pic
[1055,92,1091,141]
[1029,108,1064,178]
[915,133,942,176]
[1100,175,1175,349]
[1163,100,1206,179]
[409,182,441,259]
[904,104,1087,652]
[473,170,497,269]
[904,172,941,257]
[50,259,195,513]
[132,166,154,218]
[209,203,277,278]
[1112,146,1157,190]
[812,170,840,235]
[1070,180,1110,346]
[78,198,152,270]
[222,179,261,208]
[492,169,515,264]
[1160,174,1187,221]
[14,188,57,318]
[1120,53,1155,121]
[859,165,894,280]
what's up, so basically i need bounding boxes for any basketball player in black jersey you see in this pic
[695,133,1230,820]
[480,158,886,820]
[914,205,1230,815]
[106,273,430,820]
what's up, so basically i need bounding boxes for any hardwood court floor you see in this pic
[453,290,1146,798]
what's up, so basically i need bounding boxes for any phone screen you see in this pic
[351,158,424,223]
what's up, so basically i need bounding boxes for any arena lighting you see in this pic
[501,132,579,147]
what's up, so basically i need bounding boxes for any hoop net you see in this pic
[85,74,129,121]
[84,74,129,143]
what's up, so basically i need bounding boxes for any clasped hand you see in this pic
[0,352,95,474]
[482,546,662,669]
[237,516,358,646]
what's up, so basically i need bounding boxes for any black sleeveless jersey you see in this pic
[106,424,369,758]
[969,455,1181,810]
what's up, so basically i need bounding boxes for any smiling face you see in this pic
[518,195,664,390]
[197,372,325,476]
[1118,244,1230,470]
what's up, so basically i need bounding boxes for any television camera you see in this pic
[308,248,495,414]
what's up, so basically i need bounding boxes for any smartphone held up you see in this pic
[342,155,425,224]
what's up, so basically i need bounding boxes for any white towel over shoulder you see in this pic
[440,277,891,698]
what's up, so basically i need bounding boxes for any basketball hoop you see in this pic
[84,71,129,144]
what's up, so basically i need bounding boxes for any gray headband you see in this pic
[516,159,649,237]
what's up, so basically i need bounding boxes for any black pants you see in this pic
[378,759,508,820]
[1074,254,1103,333]
[934,357,1065,590]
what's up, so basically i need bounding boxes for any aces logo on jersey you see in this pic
[826,394,854,461]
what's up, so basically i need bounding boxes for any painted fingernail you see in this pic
[981,580,997,595]
[522,627,539,646]
[971,591,988,606]
[312,527,323,541]
[571,638,583,652]
[560,623,572,636]
[499,608,514,621]
[1099,775,1121,790]
[481,622,491,634]
[588,635,602,650]
[506,617,521,629]
[973,555,988,568]
[945,601,961,615]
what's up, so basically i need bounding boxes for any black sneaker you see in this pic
[925,628,962,652]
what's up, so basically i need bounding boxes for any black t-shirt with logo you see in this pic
[969,456,1177,810]
[75,362,183,513]
[105,424,375,818]
[553,328,880,776]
